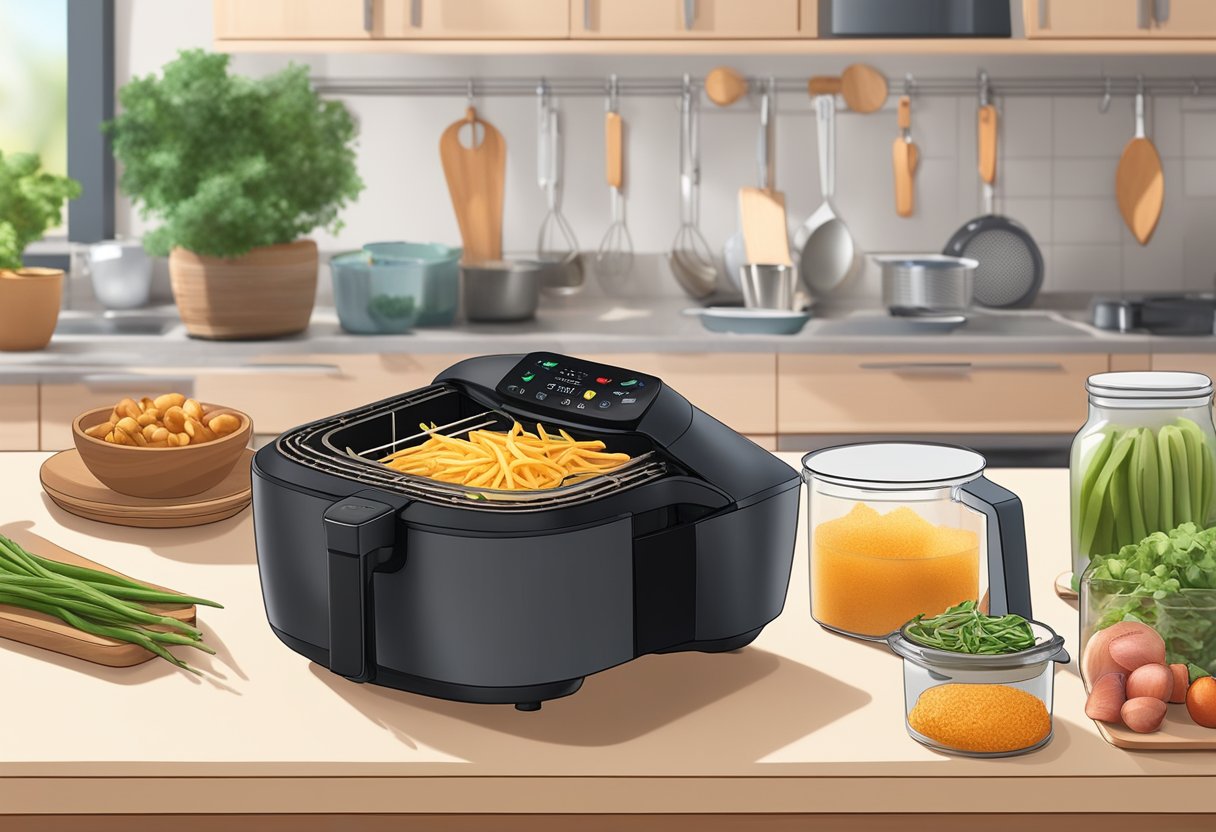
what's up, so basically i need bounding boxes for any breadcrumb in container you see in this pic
[909,683,1051,753]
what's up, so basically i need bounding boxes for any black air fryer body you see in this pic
[252,353,800,709]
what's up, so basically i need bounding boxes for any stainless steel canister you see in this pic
[879,255,977,316]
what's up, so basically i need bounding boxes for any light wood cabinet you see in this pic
[585,353,777,435]
[213,0,374,39]
[1151,353,1216,377]
[216,0,569,40]
[1150,0,1216,37]
[1024,0,1148,38]
[777,353,1108,435]
[382,0,570,38]
[0,384,39,451]
[572,0,801,39]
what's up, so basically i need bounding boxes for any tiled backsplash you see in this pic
[115,0,1216,302]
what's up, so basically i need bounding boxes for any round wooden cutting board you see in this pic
[39,448,254,528]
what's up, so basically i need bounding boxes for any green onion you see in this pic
[904,600,1037,655]
[0,532,222,674]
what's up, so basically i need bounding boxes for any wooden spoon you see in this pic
[438,107,506,263]
[1116,90,1165,246]
[705,66,748,107]
[808,64,888,114]
[892,96,918,217]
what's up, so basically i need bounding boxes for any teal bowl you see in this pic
[331,251,425,335]
[364,242,461,327]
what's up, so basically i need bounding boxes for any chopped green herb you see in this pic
[904,600,1037,655]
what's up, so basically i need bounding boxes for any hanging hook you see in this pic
[978,70,990,106]
[1193,77,1202,97]
[606,73,619,113]
[903,73,916,97]
[1099,76,1112,113]
[1137,74,1145,97]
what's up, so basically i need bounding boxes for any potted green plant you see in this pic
[0,150,81,351]
[106,50,364,340]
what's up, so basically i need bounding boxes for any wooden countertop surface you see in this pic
[0,452,1214,818]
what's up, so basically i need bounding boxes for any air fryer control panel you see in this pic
[495,353,662,425]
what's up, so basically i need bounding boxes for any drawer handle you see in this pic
[684,0,696,30]
[858,361,1065,373]
[410,0,422,28]
[1138,0,1152,29]
[1038,0,1048,28]
[364,0,375,33]
[1155,0,1170,24]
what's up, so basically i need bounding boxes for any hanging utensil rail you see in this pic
[315,74,1216,101]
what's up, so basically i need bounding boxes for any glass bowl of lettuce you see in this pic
[1080,522,1216,681]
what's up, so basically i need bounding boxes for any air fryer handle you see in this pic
[324,496,398,682]
[956,476,1033,620]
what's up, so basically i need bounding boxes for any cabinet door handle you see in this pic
[858,361,1065,374]
[1038,0,1048,29]
[1155,0,1170,24]
[1138,0,1152,29]
[410,0,422,28]
[684,0,696,30]
[363,0,375,33]
[583,0,592,31]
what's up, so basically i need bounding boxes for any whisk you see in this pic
[536,82,584,296]
[595,75,634,287]
[668,74,719,300]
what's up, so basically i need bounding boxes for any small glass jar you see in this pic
[887,621,1068,757]
[1070,372,1216,582]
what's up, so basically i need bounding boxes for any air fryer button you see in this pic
[620,379,638,387]
[535,392,547,401]
[576,402,587,410]
[598,400,612,409]
[622,397,637,404]
[583,390,597,401]
[560,398,572,406]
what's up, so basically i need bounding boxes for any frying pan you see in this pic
[943,89,1043,309]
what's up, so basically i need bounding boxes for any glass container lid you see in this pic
[801,442,986,491]
[1086,371,1213,402]
[888,620,1069,672]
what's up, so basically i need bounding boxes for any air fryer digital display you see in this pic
[495,353,662,424]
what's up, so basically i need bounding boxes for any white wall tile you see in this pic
[1002,198,1053,247]
[1054,96,1130,159]
[1001,159,1053,199]
[1152,96,1183,159]
[1049,244,1124,293]
[1052,198,1123,245]
[1001,96,1053,158]
[1183,111,1216,159]
[1183,159,1216,198]
[1052,159,1116,198]
[1183,197,1216,294]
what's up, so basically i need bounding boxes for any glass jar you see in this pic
[1070,372,1216,582]
[801,442,1033,641]
[887,621,1068,757]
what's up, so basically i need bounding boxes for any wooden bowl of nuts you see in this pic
[72,394,253,499]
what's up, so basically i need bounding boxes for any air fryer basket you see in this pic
[276,383,672,511]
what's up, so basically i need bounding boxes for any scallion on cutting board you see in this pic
[0,532,222,674]
[904,600,1036,655]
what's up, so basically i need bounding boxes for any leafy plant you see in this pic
[105,50,363,259]
[0,150,81,270]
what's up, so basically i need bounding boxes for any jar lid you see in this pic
[801,442,985,490]
[1086,371,1213,401]
[887,620,1068,672]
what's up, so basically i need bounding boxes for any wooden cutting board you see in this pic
[40,448,252,528]
[439,106,506,263]
[1096,706,1216,750]
[739,187,791,266]
[0,526,196,667]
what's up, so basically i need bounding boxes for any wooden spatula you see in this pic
[978,100,998,201]
[892,95,918,217]
[705,66,748,108]
[1116,90,1165,246]
[439,107,506,263]
[740,80,790,266]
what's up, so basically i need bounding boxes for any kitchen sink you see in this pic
[54,310,180,337]
[812,310,1096,338]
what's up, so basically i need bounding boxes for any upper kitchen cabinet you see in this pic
[213,0,374,39]
[1025,0,1216,38]
[214,0,571,41]
[572,0,803,39]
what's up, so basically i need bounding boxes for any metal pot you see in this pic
[878,255,977,316]
[461,260,543,322]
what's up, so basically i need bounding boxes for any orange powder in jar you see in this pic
[811,503,979,637]
[909,684,1051,754]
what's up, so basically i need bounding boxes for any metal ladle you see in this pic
[668,74,718,300]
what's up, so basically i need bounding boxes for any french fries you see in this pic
[379,421,631,491]
[84,394,242,448]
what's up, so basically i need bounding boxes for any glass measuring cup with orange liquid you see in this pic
[802,443,1034,640]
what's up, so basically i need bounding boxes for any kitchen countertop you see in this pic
[1,452,1214,828]
[1,297,1212,377]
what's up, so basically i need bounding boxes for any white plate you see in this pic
[685,307,811,335]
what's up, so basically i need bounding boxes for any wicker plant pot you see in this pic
[0,268,63,351]
[169,240,318,340]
